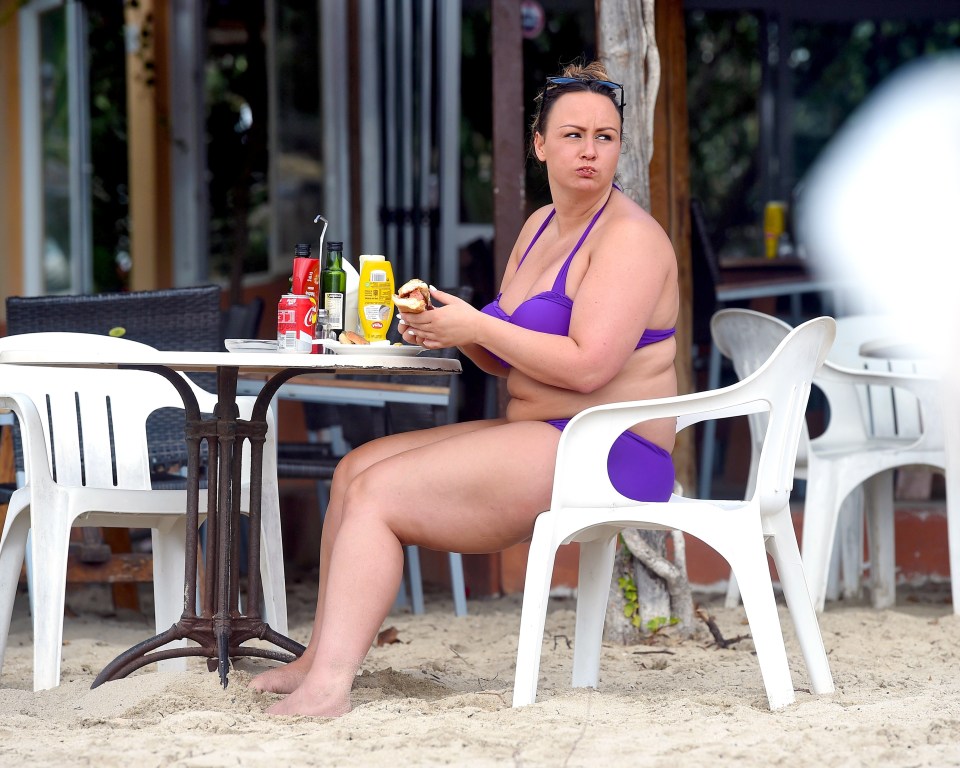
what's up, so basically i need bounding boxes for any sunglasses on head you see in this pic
[545,76,626,113]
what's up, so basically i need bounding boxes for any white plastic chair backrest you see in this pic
[0,332,197,490]
[710,309,809,473]
[738,317,834,513]
[0,331,271,489]
[828,314,926,440]
[0,373,177,492]
[551,316,835,517]
[0,331,221,411]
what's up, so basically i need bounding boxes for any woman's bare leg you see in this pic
[266,419,562,716]
[249,418,504,693]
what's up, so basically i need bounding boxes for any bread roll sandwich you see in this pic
[337,330,369,345]
[392,278,432,313]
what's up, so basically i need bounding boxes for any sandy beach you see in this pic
[1,575,959,767]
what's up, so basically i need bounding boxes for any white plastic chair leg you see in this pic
[28,509,72,691]
[571,533,617,689]
[825,531,842,602]
[392,573,410,611]
[729,534,795,709]
[0,505,30,676]
[947,461,960,616]
[447,552,468,617]
[512,515,560,707]
[837,487,864,600]
[765,508,834,695]
[151,523,189,673]
[724,572,741,609]
[800,473,846,613]
[257,497,289,635]
[730,501,855,610]
[406,545,425,615]
[394,549,466,617]
[865,471,896,609]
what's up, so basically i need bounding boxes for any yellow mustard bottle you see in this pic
[357,255,394,342]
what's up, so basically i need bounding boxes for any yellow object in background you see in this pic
[764,201,787,259]
[358,255,395,342]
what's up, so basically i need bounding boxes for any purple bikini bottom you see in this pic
[547,419,675,502]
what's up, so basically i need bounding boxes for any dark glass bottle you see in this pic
[321,241,346,333]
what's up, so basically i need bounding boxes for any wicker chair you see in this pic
[220,296,265,342]
[6,286,224,476]
[4,287,231,603]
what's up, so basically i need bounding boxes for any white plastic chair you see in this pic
[713,309,853,609]
[512,316,837,711]
[0,332,288,690]
[799,315,951,612]
[715,311,953,614]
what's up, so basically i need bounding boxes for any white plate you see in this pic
[316,340,426,356]
[225,338,280,353]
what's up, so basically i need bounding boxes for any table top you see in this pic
[0,348,462,376]
[718,256,808,271]
[714,258,841,301]
[859,337,934,361]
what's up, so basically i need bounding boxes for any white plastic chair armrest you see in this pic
[552,384,773,512]
[0,393,53,485]
[816,361,945,449]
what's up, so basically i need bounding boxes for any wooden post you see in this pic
[491,0,525,419]
[650,0,694,494]
[125,0,171,290]
[0,1,23,313]
[473,0,527,595]
[491,0,526,283]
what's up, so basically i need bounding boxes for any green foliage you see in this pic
[618,573,680,633]
[645,616,680,634]
[617,575,641,628]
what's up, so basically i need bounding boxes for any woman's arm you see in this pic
[406,212,678,393]
[400,207,554,377]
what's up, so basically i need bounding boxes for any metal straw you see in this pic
[313,214,328,255]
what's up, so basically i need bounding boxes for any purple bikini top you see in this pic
[480,198,676,368]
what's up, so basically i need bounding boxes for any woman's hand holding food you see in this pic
[395,283,477,349]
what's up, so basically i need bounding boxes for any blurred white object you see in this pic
[798,53,960,348]
[799,53,960,614]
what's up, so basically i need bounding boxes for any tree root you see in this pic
[695,606,751,649]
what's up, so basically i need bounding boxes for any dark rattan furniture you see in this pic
[4,287,226,589]
[6,285,224,471]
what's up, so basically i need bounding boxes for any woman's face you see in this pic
[534,91,622,191]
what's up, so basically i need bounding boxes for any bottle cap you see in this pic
[327,241,343,252]
[294,242,311,257]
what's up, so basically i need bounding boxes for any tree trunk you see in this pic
[597,0,694,640]
[597,0,659,210]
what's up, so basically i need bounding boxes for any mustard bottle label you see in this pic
[358,261,394,342]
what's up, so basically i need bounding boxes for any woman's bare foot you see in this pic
[248,656,311,694]
[265,684,351,718]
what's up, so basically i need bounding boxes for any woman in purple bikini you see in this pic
[253,60,679,716]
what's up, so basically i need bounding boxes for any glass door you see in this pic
[19,0,92,295]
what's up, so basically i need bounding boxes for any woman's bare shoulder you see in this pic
[601,196,676,267]
[500,204,556,278]
[523,203,555,231]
